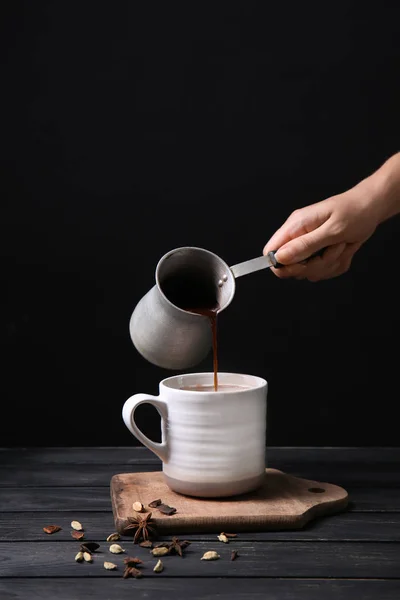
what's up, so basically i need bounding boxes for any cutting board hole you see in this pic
[308,487,325,493]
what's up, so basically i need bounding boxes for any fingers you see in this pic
[262,196,363,282]
[270,242,361,281]
[295,242,347,281]
[269,262,308,279]
[307,242,361,282]
[263,202,333,261]
[272,220,338,264]
[270,242,347,279]
[308,257,352,282]
[303,242,361,282]
[317,260,352,281]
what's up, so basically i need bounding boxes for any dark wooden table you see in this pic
[0,447,399,599]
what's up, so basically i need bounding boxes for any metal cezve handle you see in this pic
[230,248,326,279]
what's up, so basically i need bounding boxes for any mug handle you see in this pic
[122,394,169,463]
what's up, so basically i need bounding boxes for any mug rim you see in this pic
[160,372,267,394]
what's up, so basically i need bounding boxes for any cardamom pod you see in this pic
[218,533,229,543]
[104,561,117,570]
[201,551,220,561]
[132,501,145,512]
[83,552,92,562]
[71,520,83,531]
[109,544,125,554]
[151,546,169,557]
[153,559,164,573]
[75,551,84,562]
[106,533,120,542]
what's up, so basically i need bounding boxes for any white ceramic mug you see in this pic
[122,372,267,498]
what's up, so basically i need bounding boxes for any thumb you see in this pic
[274,222,335,264]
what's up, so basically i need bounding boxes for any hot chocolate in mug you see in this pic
[122,372,267,498]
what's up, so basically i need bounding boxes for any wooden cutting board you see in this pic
[110,469,348,534]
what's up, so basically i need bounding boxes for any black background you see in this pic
[1,1,400,447]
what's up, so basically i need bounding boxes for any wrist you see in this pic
[360,153,400,224]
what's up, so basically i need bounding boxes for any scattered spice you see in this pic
[153,542,170,548]
[132,501,145,512]
[139,540,153,548]
[217,533,229,543]
[157,503,177,515]
[148,498,162,508]
[123,566,143,579]
[153,559,164,573]
[123,556,144,567]
[78,543,98,563]
[151,546,169,557]
[109,544,125,554]
[80,542,100,553]
[106,533,120,542]
[122,512,157,544]
[43,525,62,534]
[71,520,83,531]
[231,549,239,561]
[168,537,191,557]
[104,561,117,570]
[71,530,85,541]
[201,551,220,561]
[75,551,84,562]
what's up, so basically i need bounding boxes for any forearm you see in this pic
[358,152,400,224]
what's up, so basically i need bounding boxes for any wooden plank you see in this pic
[0,461,398,487]
[0,487,112,511]
[0,579,399,600]
[1,446,399,465]
[0,464,162,487]
[273,462,400,487]
[1,512,400,542]
[1,485,399,512]
[0,541,399,578]
[265,447,400,464]
[0,446,159,465]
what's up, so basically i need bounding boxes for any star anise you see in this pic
[123,566,143,579]
[167,536,191,557]
[122,512,157,544]
[123,556,143,567]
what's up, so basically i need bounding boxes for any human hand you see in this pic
[263,185,380,282]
